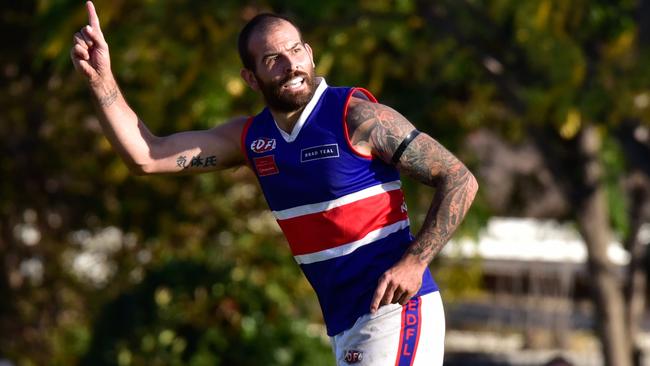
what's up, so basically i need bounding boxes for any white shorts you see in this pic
[330,291,445,366]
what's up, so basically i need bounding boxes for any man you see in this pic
[71,2,478,365]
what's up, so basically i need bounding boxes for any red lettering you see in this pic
[407,300,417,311]
[406,313,417,326]
[406,327,415,340]
[402,343,412,356]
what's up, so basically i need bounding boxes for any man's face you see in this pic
[245,21,316,113]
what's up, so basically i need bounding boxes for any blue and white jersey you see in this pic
[241,79,438,336]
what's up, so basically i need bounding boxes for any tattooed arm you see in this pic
[345,96,478,313]
[71,1,246,175]
[87,76,249,175]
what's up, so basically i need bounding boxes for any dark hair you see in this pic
[237,13,302,71]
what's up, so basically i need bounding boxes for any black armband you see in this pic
[391,129,420,165]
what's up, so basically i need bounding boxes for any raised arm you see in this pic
[70,1,246,175]
[345,97,479,313]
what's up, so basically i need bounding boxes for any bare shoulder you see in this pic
[345,97,472,188]
[345,96,416,162]
[346,96,408,130]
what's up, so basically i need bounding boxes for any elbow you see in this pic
[123,158,154,176]
[131,162,162,176]
[467,172,479,201]
[113,145,156,176]
[447,167,478,202]
[123,147,159,176]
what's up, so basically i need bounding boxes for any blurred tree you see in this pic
[409,1,650,365]
[4,0,650,365]
[81,260,332,366]
[2,0,331,364]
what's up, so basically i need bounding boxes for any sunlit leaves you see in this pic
[4,0,650,364]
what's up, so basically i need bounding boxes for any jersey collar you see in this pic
[274,77,328,143]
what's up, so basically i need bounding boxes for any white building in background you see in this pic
[439,217,649,309]
[442,217,638,267]
[439,218,650,365]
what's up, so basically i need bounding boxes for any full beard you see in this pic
[256,69,317,113]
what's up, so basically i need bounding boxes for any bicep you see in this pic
[144,117,248,174]
[347,99,463,185]
[394,133,462,186]
[347,99,417,161]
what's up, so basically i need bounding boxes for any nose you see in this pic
[282,53,301,73]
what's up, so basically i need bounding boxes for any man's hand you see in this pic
[347,97,478,314]
[369,254,427,313]
[70,1,111,85]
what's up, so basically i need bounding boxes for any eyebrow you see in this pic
[262,42,303,61]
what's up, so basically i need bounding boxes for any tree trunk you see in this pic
[623,174,649,366]
[575,125,632,366]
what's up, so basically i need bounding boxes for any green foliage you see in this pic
[3,0,650,364]
[602,133,630,239]
[432,255,484,303]
[81,260,332,366]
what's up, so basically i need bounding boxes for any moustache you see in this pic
[279,70,310,86]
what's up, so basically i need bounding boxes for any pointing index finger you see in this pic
[86,1,101,30]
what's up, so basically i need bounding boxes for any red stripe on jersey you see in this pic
[277,189,408,255]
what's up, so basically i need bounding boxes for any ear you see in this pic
[240,68,260,92]
[305,43,315,68]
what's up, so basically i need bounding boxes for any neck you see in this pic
[270,106,306,134]
[267,77,323,134]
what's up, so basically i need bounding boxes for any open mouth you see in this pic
[282,76,305,90]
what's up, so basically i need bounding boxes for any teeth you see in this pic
[286,77,304,87]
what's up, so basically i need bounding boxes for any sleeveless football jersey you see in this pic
[241,79,438,336]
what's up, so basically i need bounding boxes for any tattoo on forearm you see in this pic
[401,136,478,264]
[97,86,118,107]
[177,154,218,169]
[347,99,478,264]
[407,168,478,263]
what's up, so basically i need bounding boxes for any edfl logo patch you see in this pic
[251,137,276,153]
[344,350,363,364]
